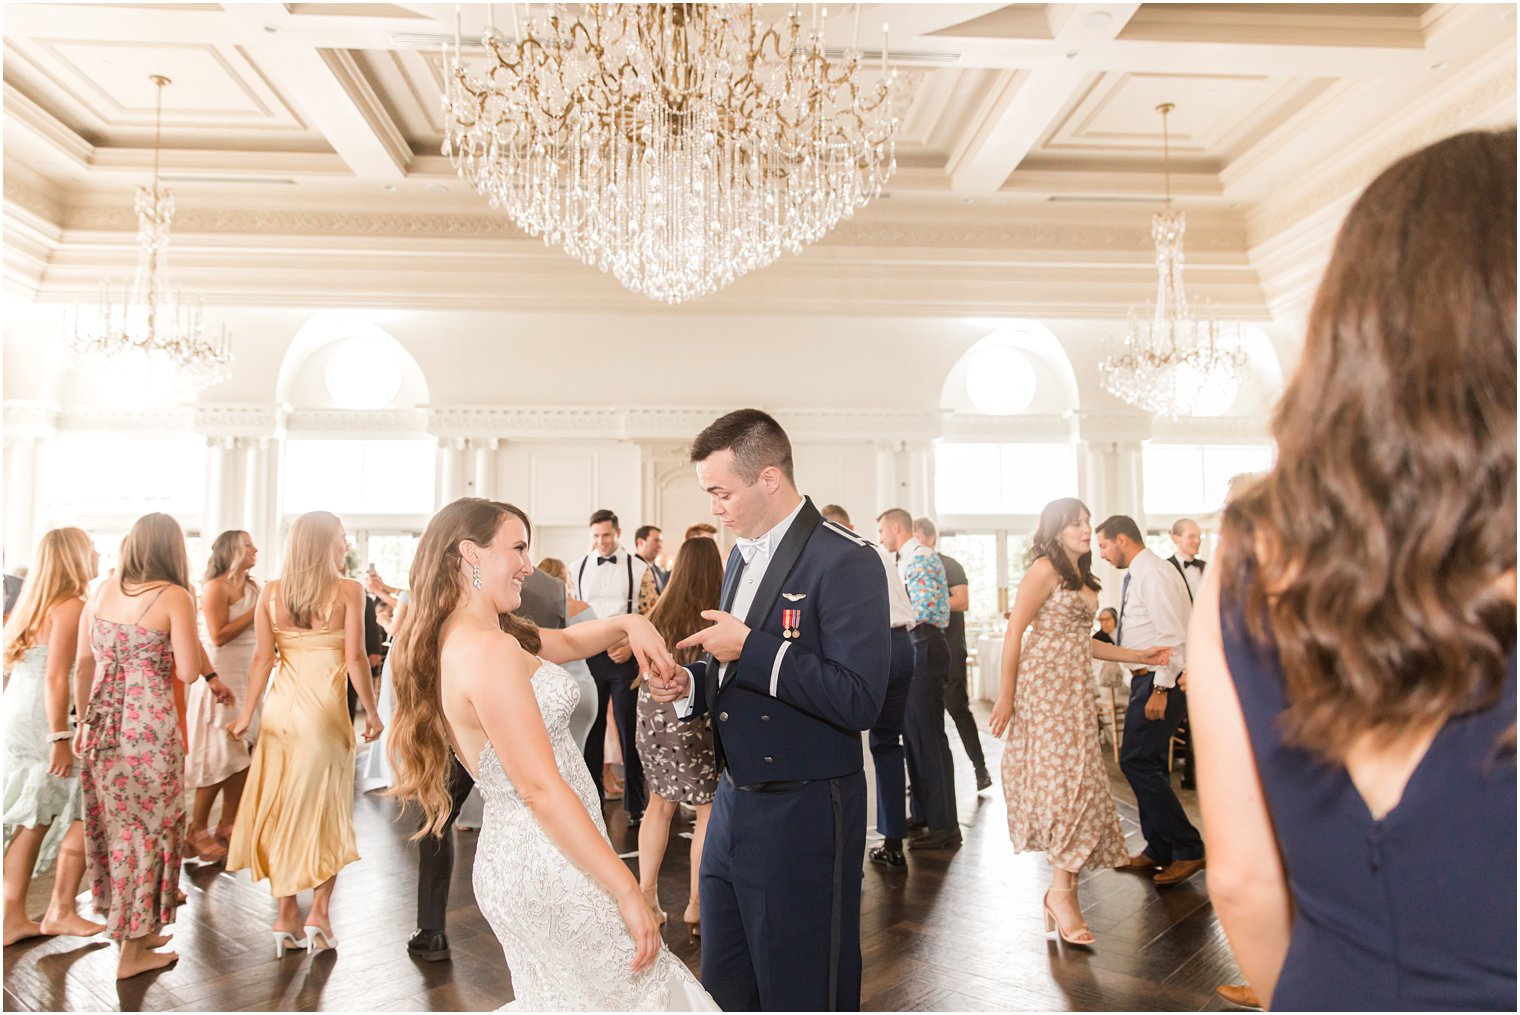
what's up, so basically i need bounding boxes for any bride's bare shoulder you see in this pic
[443,621,536,689]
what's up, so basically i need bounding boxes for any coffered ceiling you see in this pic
[2,2,1515,320]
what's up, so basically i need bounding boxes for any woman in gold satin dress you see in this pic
[226,511,381,956]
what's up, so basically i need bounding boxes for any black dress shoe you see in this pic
[407,929,451,961]
[868,845,906,868]
[975,770,993,792]
[907,828,963,850]
[626,812,644,828]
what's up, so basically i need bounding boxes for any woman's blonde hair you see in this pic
[204,529,257,598]
[119,513,191,594]
[535,557,568,584]
[280,511,344,630]
[389,498,540,838]
[3,527,95,667]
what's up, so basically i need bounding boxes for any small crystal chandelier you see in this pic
[1099,103,1244,418]
[443,4,898,305]
[70,75,232,397]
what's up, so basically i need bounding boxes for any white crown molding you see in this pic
[192,403,282,439]
[423,405,947,443]
[940,412,1073,441]
[283,407,429,436]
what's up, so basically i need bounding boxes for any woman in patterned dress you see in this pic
[990,499,1170,948]
[75,513,226,979]
[636,536,721,934]
[1,527,106,945]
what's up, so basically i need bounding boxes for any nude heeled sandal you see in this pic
[1042,887,1096,948]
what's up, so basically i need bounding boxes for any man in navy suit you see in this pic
[648,408,889,1011]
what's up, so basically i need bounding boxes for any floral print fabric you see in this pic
[903,549,950,629]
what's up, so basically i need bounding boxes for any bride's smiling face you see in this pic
[461,514,533,614]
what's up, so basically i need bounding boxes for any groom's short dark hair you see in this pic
[690,409,795,484]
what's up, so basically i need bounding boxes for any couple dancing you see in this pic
[387,409,890,1011]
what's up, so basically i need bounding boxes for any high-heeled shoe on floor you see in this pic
[1042,888,1095,948]
[271,931,304,958]
[304,925,338,953]
[683,902,700,938]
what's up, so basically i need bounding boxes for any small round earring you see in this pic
[471,562,483,590]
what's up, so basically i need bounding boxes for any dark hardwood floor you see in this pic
[4,707,1243,1011]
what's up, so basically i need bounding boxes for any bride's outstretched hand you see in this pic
[616,885,661,974]
[624,616,679,690]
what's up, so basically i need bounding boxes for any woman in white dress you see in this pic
[186,530,259,860]
[360,590,408,791]
[389,498,716,1011]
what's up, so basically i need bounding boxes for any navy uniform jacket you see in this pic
[684,498,890,786]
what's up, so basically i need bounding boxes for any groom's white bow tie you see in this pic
[737,536,767,565]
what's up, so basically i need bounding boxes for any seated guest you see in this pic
[1188,128,1516,1011]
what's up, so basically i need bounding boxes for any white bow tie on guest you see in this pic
[737,536,767,565]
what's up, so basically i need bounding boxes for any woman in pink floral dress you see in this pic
[74,513,228,980]
[989,499,1170,949]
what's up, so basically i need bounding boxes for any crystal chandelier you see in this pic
[1099,103,1244,418]
[70,75,232,397]
[443,4,898,304]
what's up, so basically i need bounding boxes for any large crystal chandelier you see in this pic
[70,75,232,397]
[443,4,898,304]
[1099,103,1244,418]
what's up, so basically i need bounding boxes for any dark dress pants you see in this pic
[416,753,477,932]
[1118,671,1204,863]
[700,770,867,1011]
[869,628,915,839]
[904,625,958,833]
[941,633,989,778]
[582,650,647,818]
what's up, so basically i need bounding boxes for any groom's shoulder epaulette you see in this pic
[820,520,873,548]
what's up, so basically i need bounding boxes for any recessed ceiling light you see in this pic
[1229,202,1240,210]
[991,198,1008,207]
[265,25,278,33]
[1065,50,1079,59]
[384,184,398,192]
[1430,60,1448,70]
[1083,10,1112,28]
[879,191,892,199]
[426,183,449,193]
[961,198,974,205]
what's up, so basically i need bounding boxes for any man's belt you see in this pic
[722,768,811,793]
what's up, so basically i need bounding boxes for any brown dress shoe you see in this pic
[1216,984,1261,1009]
[1153,856,1206,885]
[1117,852,1162,871]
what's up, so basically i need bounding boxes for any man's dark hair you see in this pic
[1096,515,1144,543]
[589,509,619,530]
[635,525,660,543]
[689,408,794,484]
[819,504,851,526]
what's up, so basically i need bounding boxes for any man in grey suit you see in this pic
[408,568,566,961]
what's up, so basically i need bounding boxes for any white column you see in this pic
[472,439,499,500]
[4,437,40,567]
[203,437,244,540]
[903,441,934,518]
[437,438,467,507]
[874,441,900,516]
[242,438,277,565]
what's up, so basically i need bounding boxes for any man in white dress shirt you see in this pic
[572,509,648,823]
[1096,514,1205,886]
[1166,517,1206,602]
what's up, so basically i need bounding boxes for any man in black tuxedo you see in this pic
[1165,517,1205,789]
[650,408,889,1011]
[407,567,567,962]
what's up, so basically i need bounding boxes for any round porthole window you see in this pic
[324,335,404,410]
[965,345,1037,415]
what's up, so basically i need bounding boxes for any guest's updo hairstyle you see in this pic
[389,497,540,838]
[1029,497,1100,593]
[1221,127,1516,759]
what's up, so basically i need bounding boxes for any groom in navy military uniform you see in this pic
[649,409,889,1011]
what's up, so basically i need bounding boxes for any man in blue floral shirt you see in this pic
[877,508,961,849]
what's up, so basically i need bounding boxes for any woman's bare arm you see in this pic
[202,579,255,647]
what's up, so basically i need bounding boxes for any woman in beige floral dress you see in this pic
[990,499,1170,948]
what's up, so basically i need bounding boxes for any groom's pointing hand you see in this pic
[676,610,750,663]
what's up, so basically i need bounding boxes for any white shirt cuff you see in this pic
[674,669,698,719]
[769,641,790,697]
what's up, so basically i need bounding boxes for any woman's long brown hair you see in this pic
[1220,127,1516,759]
[646,536,724,664]
[1029,498,1100,593]
[388,498,541,838]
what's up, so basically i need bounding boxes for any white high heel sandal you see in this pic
[271,931,304,958]
[304,925,338,953]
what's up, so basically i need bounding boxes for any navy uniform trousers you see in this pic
[701,769,867,1011]
[905,624,958,832]
[1119,670,1204,863]
[868,627,915,839]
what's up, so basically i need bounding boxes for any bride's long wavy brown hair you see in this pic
[1220,128,1516,759]
[388,498,541,838]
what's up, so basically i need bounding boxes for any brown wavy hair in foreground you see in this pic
[646,536,724,665]
[388,498,541,838]
[1219,127,1517,760]
[1028,498,1101,593]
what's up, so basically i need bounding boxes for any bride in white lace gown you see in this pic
[388,498,717,1012]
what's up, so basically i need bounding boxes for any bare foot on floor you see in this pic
[39,909,106,938]
[3,916,43,946]
[116,948,177,980]
[140,932,173,949]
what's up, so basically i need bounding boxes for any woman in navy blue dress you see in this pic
[1187,127,1516,1011]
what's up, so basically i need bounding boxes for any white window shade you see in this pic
[937,442,1078,517]
[45,435,206,522]
[1143,443,1273,517]
[283,439,435,517]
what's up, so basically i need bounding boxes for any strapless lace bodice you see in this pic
[471,660,716,1012]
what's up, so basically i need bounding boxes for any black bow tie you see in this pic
[597,555,617,565]
[1183,558,1204,569]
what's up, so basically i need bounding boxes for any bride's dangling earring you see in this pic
[471,562,484,590]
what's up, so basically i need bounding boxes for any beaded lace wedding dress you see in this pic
[473,659,717,1011]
